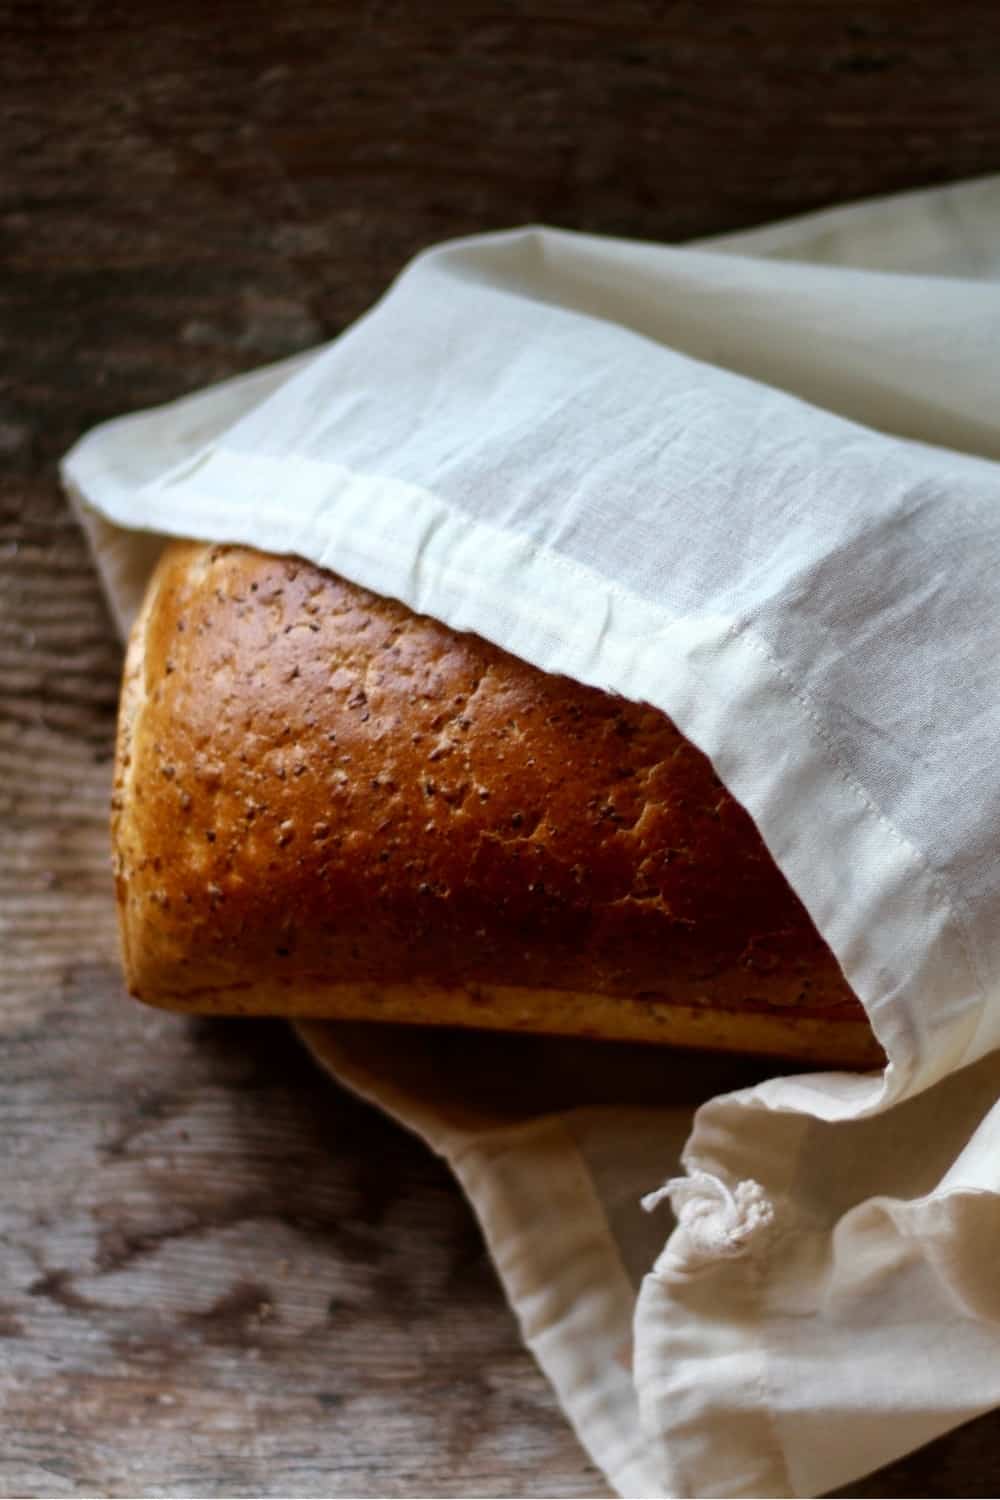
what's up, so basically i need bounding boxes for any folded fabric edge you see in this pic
[60,349,320,633]
[298,1021,671,1499]
[67,443,991,1105]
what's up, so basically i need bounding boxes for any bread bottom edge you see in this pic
[133,977,884,1068]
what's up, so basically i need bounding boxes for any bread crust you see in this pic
[112,541,881,1067]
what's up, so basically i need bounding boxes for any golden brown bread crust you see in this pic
[112,541,881,1066]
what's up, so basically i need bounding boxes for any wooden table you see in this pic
[4,5,1000,1494]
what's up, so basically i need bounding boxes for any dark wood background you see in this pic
[4,3,1000,1495]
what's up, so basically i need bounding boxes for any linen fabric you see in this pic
[64,174,1000,1498]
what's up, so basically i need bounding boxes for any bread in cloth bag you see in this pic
[112,539,880,1067]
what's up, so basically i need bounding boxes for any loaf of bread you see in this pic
[112,540,881,1066]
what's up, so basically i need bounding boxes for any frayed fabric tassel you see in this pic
[642,1170,775,1267]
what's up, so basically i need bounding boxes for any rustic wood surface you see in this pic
[4,2,1000,1495]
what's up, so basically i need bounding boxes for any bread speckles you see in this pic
[110,540,880,1065]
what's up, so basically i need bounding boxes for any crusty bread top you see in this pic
[113,540,866,1033]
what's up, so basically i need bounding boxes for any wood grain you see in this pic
[3,2,1000,1494]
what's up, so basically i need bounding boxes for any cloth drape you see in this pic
[64,174,1000,1498]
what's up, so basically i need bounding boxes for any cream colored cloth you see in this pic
[63,175,1000,1498]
